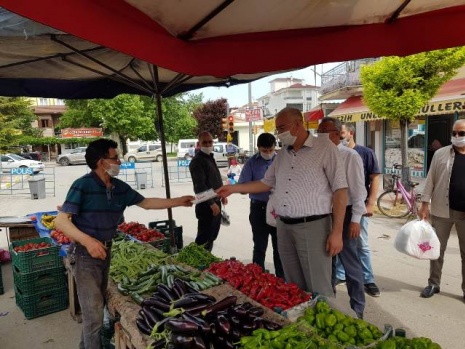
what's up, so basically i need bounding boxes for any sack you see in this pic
[394,219,440,260]
[0,248,11,263]
[221,209,230,226]
[266,195,278,227]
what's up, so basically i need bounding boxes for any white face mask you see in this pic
[201,146,213,154]
[278,130,297,146]
[105,162,120,177]
[260,152,274,160]
[340,138,349,147]
[451,136,465,148]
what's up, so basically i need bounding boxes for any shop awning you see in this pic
[329,78,465,122]
[303,108,324,122]
[328,96,383,122]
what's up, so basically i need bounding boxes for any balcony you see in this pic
[320,58,379,100]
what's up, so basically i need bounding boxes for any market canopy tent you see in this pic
[3,0,465,78]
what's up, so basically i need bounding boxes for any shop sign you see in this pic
[334,112,386,122]
[419,100,465,116]
[245,109,262,122]
[61,128,103,138]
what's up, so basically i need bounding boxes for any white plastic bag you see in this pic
[266,194,278,227]
[394,219,440,260]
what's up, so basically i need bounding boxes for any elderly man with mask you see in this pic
[217,107,347,296]
[318,117,367,319]
[419,119,465,300]
[189,131,227,251]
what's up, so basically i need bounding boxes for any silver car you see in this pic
[1,153,45,173]
[56,147,87,166]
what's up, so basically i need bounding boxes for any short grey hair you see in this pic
[342,122,356,134]
[320,117,342,132]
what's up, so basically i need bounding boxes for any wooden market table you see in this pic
[105,279,291,349]
[0,221,39,246]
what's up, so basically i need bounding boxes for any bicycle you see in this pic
[377,164,422,218]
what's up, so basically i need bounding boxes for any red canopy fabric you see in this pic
[304,109,324,122]
[3,1,465,77]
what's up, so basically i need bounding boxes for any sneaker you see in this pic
[420,285,440,298]
[335,279,346,287]
[364,283,381,297]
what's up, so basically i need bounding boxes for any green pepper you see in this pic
[305,307,316,316]
[334,323,344,332]
[271,338,283,349]
[343,325,357,338]
[304,313,315,325]
[337,331,350,342]
[316,301,331,314]
[355,318,368,330]
[327,334,338,343]
[316,313,326,329]
[324,314,337,327]
[332,309,346,322]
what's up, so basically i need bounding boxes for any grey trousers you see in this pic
[276,215,333,297]
[429,210,465,295]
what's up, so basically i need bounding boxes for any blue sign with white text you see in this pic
[11,168,34,175]
[120,162,135,170]
[177,159,191,167]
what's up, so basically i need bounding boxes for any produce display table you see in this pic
[0,221,39,245]
[105,280,291,349]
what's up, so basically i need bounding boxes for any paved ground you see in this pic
[0,162,463,349]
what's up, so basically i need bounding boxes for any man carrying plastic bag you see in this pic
[395,220,440,260]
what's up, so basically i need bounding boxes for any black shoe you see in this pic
[335,279,346,287]
[356,312,364,320]
[420,285,440,298]
[364,283,381,297]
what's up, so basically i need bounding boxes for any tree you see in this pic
[62,93,201,154]
[361,47,465,183]
[192,98,228,138]
[0,97,41,151]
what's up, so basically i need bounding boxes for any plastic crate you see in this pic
[13,264,66,295]
[148,220,183,250]
[10,237,62,273]
[15,284,69,319]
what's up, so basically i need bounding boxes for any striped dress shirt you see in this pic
[262,133,347,218]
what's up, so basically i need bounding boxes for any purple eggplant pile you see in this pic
[135,279,283,348]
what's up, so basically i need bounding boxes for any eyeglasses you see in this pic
[104,156,120,161]
[276,122,295,133]
[452,131,465,137]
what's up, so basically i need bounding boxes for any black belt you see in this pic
[251,199,267,205]
[280,214,329,225]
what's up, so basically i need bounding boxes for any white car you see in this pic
[0,153,45,173]
[56,147,87,166]
[124,144,162,162]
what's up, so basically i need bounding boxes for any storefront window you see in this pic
[384,118,426,175]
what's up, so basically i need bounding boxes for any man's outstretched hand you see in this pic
[216,185,235,199]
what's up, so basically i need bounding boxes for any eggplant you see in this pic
[209,322,217,337]
[172,283,183,299]
[192,336,207,349]
[183,312,211,334]
[181,302,212,317]
[157,284,176,302]
[246,306,265,318]
[170,334,195,348]
[151,339,167,349]
[165,319,199,334]
[241,302,253,310]
[253,317,264,329]
[185,293,216,303]
[142,297,170,311]
[143,306,163,327]
[229,304,247,319]
[136,318,152,335]
[216,314,231,336]
[229,315,241,329]
[153,316,171,333]
[174,278,188,295]
[201,296,237,317]
[172,296,200,309]
[230,328,241,342]
[241,320,255,335]
[263,320,282,331]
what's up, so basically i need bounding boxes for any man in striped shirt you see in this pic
[217,107,348,296]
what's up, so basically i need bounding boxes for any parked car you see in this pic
[0,153,45,173]
[212,142,240,167]
[408,133,425,148]
[12,151,42,161]
[177,139,198,159]
[56,147,87,166]
[124,144,162,162]
[385,136,401,148]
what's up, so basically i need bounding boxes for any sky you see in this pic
[195,63,341,108]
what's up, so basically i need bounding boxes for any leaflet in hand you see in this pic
[192,189,218,204]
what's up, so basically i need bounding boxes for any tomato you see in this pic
[29,215,37,221]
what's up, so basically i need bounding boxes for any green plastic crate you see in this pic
[10,237,62,273]
[148,220,183,250]
[15,284,68,320]
[13,264,66,295]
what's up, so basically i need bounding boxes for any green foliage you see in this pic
[361,47,465,121]
[192,98,228,137]
[0,97,40,149]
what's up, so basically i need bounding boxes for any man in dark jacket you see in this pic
[189,131,226,251]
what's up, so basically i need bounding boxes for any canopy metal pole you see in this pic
[152,65,177,253]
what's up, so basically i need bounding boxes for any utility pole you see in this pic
[248,83,253,152]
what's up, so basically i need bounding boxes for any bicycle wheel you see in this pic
[377,190,411,218]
